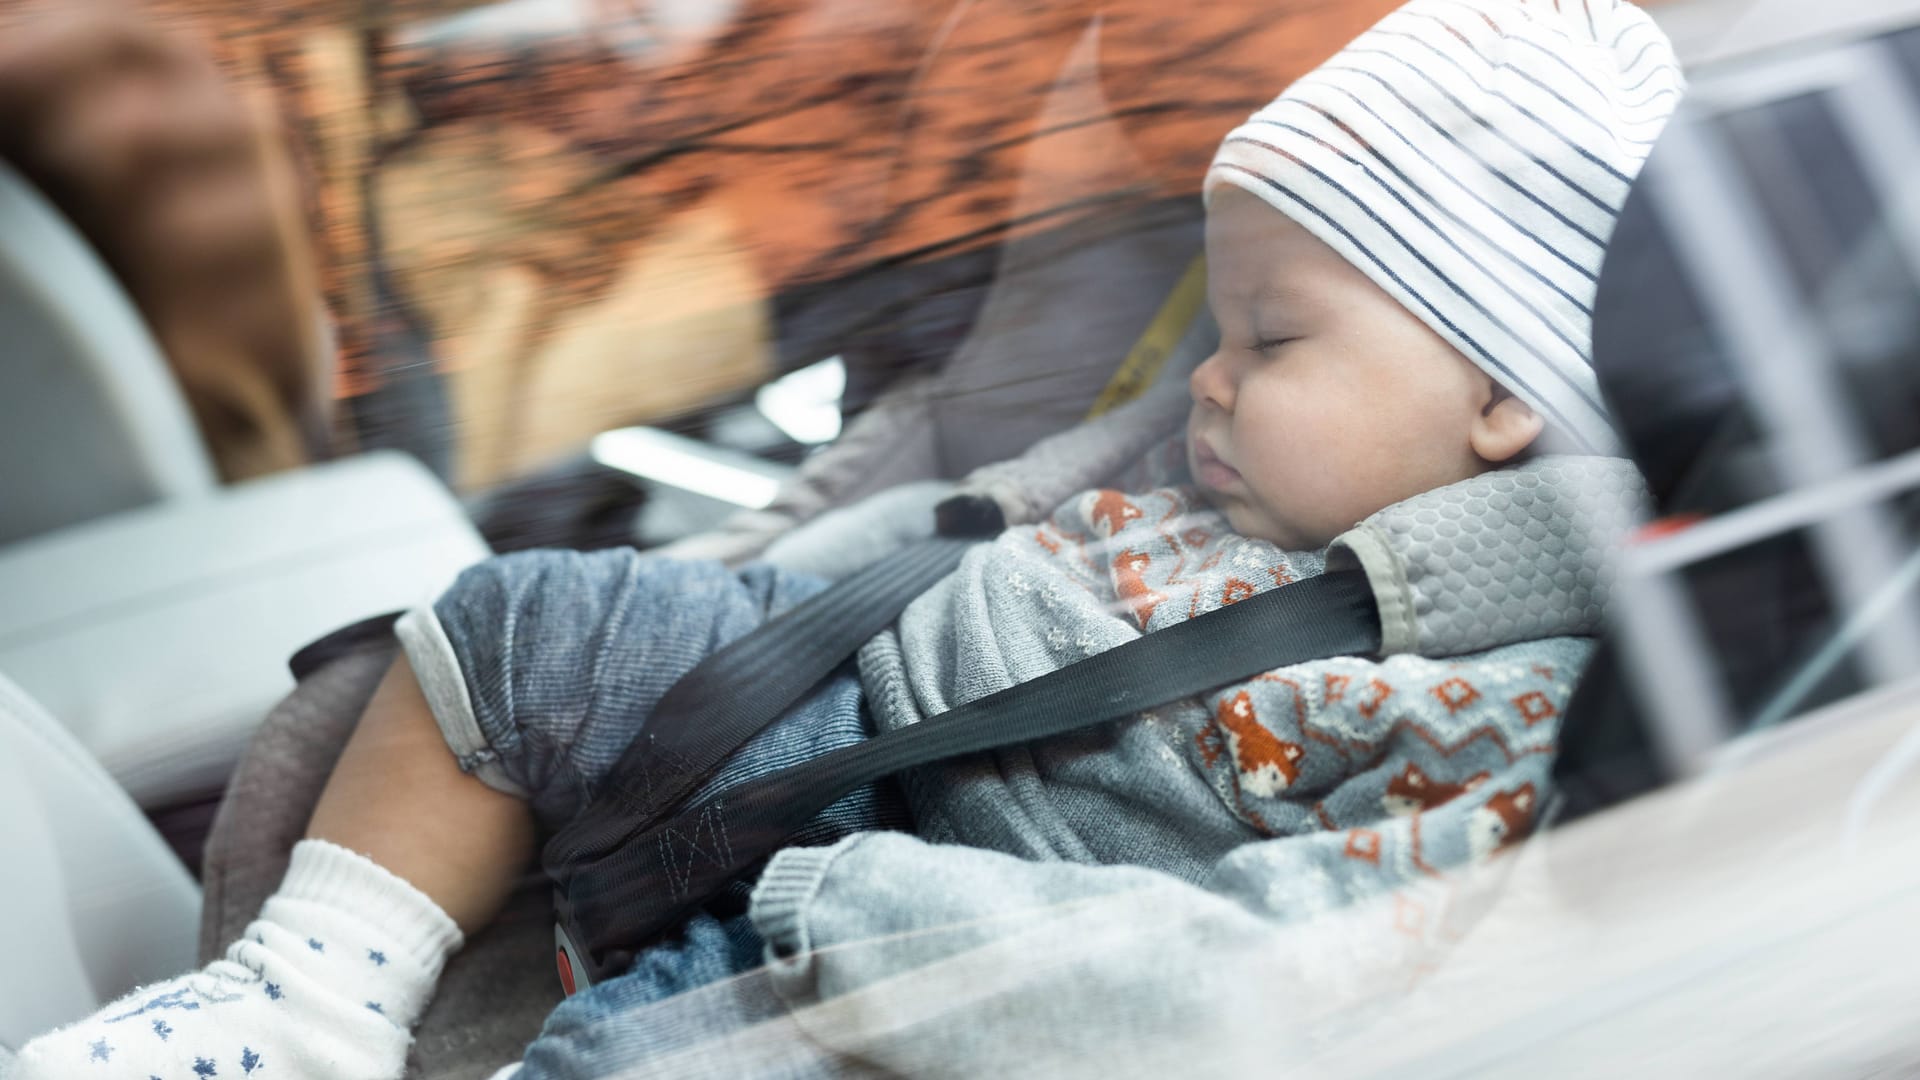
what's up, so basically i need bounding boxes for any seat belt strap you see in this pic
[544,535,978,874]
[554,568,1380,984]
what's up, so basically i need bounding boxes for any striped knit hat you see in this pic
[1206,0,1683,455]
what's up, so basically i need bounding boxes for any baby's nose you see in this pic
[1189,351,1236,412]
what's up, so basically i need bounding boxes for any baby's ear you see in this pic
[1469,385,1545,464]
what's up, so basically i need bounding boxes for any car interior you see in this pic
[5,0,1920,1070]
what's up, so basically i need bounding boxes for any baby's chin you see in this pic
[1191,479,1256,533]
[1212,498,1296,549]
[1206,491,1345,551]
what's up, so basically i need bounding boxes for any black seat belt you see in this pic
[543,535,979,878]
[549,564,1379,991]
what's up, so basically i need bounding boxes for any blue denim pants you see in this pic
[428,550,908,1077]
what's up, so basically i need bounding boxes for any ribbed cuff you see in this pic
[748,837,862,961]
[275,839,464,974]
[396,605,529,799]
[1327,521,1415,655]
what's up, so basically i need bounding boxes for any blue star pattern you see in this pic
[105,988,203,1023]
[43,868,439,1079]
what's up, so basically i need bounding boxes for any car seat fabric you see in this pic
[1330,458,1649,657]
[756,480,957,583]
[722,375,1197,584]
[944,374,1196,528]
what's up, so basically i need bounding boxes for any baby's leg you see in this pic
[415,549,834,832]
[304,549,810,932]
[306,653,536,935]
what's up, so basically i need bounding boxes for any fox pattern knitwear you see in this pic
[857,477,1590,889]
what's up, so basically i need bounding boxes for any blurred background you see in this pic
[87,0,1918,536]
[128,0,1415,492]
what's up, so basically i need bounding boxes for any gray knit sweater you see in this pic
[730,450,1641,1076]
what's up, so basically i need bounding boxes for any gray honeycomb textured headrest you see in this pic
[1330,457,1649,657]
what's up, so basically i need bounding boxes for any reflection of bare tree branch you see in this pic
[799,183,1154,289]
[572,79,902,192]
[964,98,1270,160]
[137,0,1417,484]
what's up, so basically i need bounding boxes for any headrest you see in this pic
[1331,457,1647,657]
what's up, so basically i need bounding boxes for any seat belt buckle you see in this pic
[552,888,632,996]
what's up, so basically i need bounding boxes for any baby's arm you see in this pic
[7,657,536,1080]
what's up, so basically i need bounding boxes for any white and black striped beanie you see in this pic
[1206,0,1684,454]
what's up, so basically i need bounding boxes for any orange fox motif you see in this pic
[1213,690,1305,798]
[1357,678,1394,719]
[1467,782,1538,861]
[1089,490,1145,537]
[1221,577,1257,605]
[1380,762,1488,816]
[1112,549,1166,628]
[1511,690,1558,727]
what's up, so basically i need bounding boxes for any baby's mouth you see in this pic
[1191,436,1242,491]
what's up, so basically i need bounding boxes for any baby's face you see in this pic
[1187,188,1521,549]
